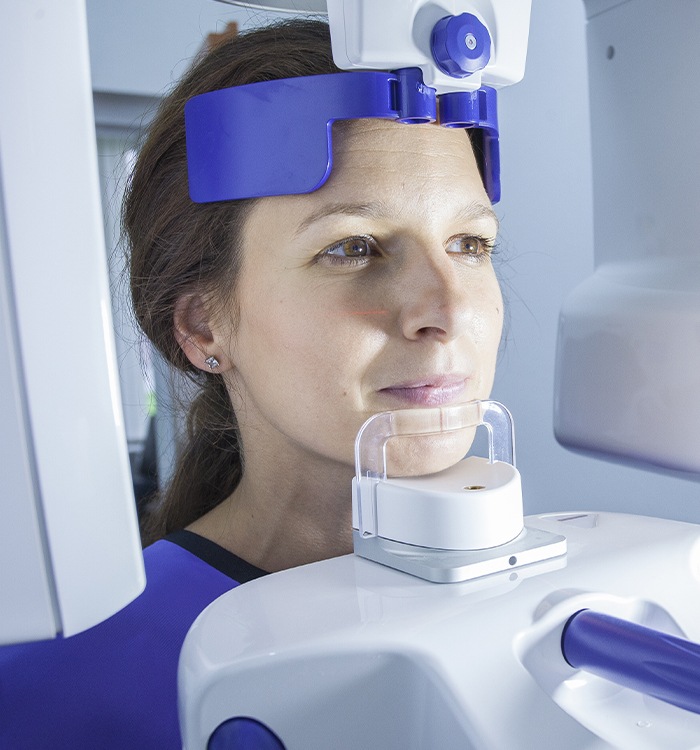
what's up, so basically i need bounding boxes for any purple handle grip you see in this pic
[562,610,700,714]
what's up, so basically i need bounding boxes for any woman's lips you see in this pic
[379,377,469,407]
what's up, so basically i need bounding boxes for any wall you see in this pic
[87,0,277,97]
[86,0,700,521]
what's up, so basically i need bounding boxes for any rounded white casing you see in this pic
[355,456,523,550]
[555,262,700,475]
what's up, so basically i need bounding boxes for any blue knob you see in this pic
[208,717,287,750]
[431,13,491,78]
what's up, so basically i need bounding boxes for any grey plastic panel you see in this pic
[0,157,58,644]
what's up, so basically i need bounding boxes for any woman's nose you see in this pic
[396,251,473,342]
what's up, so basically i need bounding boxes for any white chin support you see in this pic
[354,456,523,551]
[352,401,566,583]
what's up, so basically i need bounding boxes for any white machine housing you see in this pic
[554,0,700,478]
[180,511,700,749]
[222,0,532,93]
[0,1,145,644]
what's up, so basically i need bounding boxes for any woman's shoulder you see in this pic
[0,538,240,750]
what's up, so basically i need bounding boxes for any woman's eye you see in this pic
[446,235,495,259]
[321,236,375,263]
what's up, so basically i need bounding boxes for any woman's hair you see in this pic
[124,19,340,544]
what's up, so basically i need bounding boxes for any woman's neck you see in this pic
[186,447,355,573]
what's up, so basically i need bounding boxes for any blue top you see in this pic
[0,533,266,749]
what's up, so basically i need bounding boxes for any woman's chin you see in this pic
[383,429,476,478]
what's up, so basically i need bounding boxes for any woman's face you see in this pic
[215,119,503,474]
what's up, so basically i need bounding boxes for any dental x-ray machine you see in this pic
[2,1,700,749]
[178,2,700,749]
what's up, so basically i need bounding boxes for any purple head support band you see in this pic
[185,67,500,204]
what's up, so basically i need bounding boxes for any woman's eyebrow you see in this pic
[294,201,391,237]
[454,202,500,232]
[294,199,499,237]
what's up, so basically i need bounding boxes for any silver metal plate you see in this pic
[354,526,567,583]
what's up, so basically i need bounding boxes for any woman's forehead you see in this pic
[245,119,492,236]
[330,118,480,175]
[309,120,488,221]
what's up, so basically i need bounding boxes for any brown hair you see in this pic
[124,19,340,544]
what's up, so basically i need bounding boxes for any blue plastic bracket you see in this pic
[186,68,500,204]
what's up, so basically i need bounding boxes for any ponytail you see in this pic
[141,376,242,544]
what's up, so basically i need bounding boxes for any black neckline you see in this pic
[165,529,269,584]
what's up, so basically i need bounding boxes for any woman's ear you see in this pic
[174,294,232,373]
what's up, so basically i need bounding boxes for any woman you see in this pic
[0,19,502,749]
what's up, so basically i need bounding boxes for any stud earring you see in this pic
[204,355,220,370]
